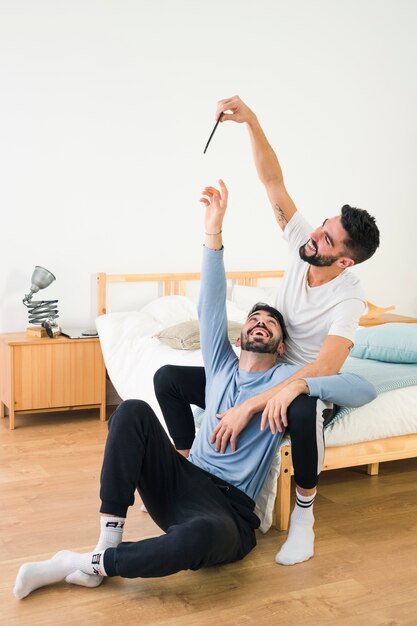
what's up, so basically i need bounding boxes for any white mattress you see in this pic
[325,385,417,446]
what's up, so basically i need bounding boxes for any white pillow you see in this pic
[138,295,198,329]
[225,299,249,324]
[231,285,280,313]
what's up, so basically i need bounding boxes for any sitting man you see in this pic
[14,181,376,600]
[154,95,380,565]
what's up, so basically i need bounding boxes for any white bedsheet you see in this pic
[326,385,417,446]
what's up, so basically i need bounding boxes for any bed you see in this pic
[96,270,417,533]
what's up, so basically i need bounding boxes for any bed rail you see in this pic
[97,270,285,315]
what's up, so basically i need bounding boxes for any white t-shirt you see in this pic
[276,212,366,366]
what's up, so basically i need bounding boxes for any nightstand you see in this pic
[0,333,106,429]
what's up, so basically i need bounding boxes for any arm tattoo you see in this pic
[273,204,287,227]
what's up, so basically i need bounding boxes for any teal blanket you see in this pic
[329,357,417,425]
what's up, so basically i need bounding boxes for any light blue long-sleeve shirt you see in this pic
[188,247,377,499]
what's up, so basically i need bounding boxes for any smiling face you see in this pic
[239,309,284,355]
[299,216,355,268]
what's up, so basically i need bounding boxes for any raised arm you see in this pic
[198,181,236,378]
[216,95,298,230]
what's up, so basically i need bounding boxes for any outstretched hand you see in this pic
[200,180,228,235]
[215,95,256,125]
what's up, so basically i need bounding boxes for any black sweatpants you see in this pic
[100,399,259,579]
[154,365,338,490]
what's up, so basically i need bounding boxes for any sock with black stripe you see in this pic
[275,490,316,566]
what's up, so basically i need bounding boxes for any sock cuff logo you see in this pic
[91,552,106,576]
[106,521,125,530]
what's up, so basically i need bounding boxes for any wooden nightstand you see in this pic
[0,333,106,429]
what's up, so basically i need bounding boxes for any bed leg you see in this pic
[367,462,379,475]
[274,446,292,531]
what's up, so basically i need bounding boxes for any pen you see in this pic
[203,112,224,154]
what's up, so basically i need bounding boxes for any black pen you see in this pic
[203,112,224,154]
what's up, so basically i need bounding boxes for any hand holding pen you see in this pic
[203,95,257,153]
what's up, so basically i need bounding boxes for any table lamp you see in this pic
[23,266,60,337]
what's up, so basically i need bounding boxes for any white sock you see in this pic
[275,490,316,566]
[14,549,107,599]
[65,516,124,588]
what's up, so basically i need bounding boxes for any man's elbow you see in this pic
[351,383,377,407]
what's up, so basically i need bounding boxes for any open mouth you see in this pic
[249,325,272,339]
[306,239,318,255]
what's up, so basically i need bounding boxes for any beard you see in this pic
[240,333,281,354]
[299,241,340,267]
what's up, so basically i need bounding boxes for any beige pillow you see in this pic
[155,320,243,350]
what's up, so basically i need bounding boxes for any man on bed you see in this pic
[14,182,376,599]
[154,96,381,566]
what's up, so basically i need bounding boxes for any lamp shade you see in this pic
[29,266,56,294]
[23,266,57,306]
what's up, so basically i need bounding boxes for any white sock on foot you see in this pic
[14,549,106,599]
[276,490,316,566]
[65,516,124,588]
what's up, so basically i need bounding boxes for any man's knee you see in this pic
[176,517,233,569]
[109,399,154,431]
[153,365,177,397]
[286,395,319,435]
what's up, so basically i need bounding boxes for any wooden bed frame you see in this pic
[97,271,417,532]
[97,270,284,315]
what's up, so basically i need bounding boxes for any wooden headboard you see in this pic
[97,270,285,315]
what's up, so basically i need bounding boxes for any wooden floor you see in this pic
[2,410,417,626]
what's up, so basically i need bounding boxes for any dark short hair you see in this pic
[340,205,380,264]
[247,302,287,341]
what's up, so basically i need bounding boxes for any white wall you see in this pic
[1,0,416,332]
